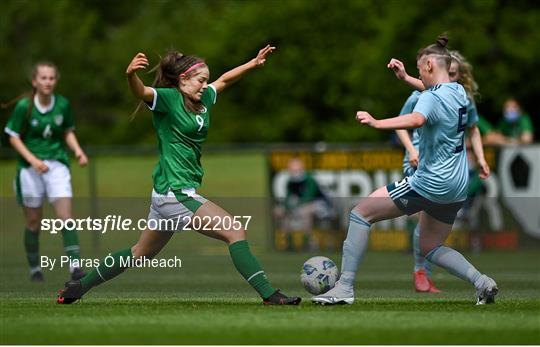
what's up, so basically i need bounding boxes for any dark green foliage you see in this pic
[0,0,538,144]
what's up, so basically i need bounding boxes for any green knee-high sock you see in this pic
[24,228,40,270]
[228,240,275,299]
[80,248,132,294]
[62,228,81,263]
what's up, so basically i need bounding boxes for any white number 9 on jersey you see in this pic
[195,115,204,132]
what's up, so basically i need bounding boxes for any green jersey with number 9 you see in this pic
[146,85,217,194]
[4,94,75,168]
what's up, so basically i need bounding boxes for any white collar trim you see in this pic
[34,94,55,114]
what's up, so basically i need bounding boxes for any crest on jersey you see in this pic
[54,114,63,126]
[200,106,207,114]
[31,119,39,127]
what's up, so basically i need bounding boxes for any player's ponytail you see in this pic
[130,58,165,120]
[0,91,32,110]
[450,50,480,102]
[2,61,58,130]
[2,62,58,139]
[131,50,207,120]
[435,34,449,48]
[417,33,451,69]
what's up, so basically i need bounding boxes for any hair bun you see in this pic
[436,34,449,47]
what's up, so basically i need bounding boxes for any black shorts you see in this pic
[386,177,464,224]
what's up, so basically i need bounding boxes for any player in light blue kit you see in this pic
[390,50,490,293]
[313,35,497,306]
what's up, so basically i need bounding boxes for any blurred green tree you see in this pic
[1,0,538,146]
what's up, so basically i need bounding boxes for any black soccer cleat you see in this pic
[57,280,84,304]
[71,268,86,281]
[263,290,302,305]
[30,271,44,283]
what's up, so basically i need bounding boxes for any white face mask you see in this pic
[504,110,520,123]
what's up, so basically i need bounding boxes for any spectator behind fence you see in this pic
[496,98,534,144]
[274,157,333,250]
[476,115,508,146]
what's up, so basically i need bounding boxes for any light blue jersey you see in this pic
[408,82,471,204]
[466,98,479,126]
[399,91,479,177]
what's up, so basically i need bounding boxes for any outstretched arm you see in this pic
[211,45,275,93]
[356,111,426,130]
[126,53,154,103]
[387,58,425,91]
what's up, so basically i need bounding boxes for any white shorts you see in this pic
[15,160,72,208]
[147,188,207,232]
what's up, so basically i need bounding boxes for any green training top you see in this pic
[476,115,493,136]
[496,113,533,139]
[285,173,327,210]
[147,85,217,194]
[4,94,74,168]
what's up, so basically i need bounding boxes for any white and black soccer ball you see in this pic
[300,256,339,295]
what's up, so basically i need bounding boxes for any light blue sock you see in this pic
[413,225,432,275]
[339,211,371,288]
[425,246,481,285]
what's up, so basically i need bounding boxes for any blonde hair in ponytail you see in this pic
[450,50,479,102]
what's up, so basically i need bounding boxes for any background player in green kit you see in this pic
[4,62,88,282]
[57,45,301,305]
[274,156,334,251]
[388,50,490,293]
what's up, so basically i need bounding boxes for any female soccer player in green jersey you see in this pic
[57,45,301,305]
[4,62,88,282]
[387,50,490,293]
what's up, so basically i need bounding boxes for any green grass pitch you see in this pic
[1,154,539,344]
[1,250,539,344]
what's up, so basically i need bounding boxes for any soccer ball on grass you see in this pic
[300,256,339,295]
